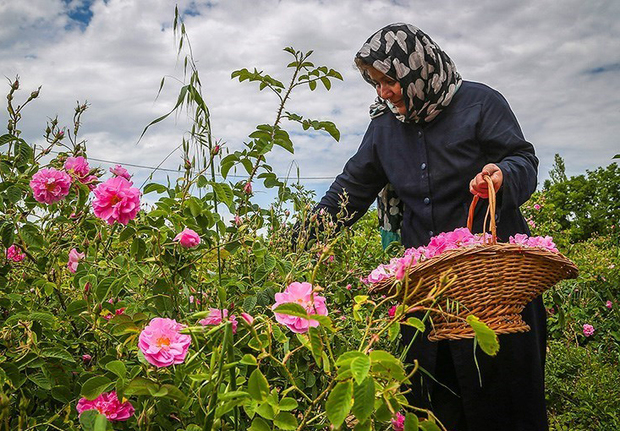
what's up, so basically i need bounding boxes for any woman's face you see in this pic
[366,67,406,115]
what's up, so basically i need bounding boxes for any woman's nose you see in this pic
[378,84,392,99]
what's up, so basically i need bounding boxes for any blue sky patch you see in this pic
[63,0,95,30]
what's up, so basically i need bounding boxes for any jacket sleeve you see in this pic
[478,89,539,211]
[317,123,388,226]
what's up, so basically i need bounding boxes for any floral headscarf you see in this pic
[356,24,462,245]
[356,23,462,124]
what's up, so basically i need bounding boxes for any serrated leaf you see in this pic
[466,315,499,356]
[27,373,51,390]
[350,355,370,384]
[248,368,269,402]
[81,375,113,400]
[104,360,126,379]
[351,377,375,423]
[210,181,234,209]
[41,347,75,363]
[326,380,353,428]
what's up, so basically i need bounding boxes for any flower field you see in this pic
[1,14,619,431]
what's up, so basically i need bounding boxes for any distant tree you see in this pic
[545,153,568,189]
[541,160,620,242]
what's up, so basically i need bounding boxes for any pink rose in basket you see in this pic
[92,177,141,225]
[30,168,72,204]
[76,391,134,421]
[272,282,328,333]
[138,317,191,367]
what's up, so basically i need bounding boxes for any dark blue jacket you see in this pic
[318,81,548,430]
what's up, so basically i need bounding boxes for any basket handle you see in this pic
[466,175,497,244]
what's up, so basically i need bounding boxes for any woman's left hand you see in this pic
[470,163,503,198]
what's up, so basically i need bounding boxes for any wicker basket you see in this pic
[369,176,578,341]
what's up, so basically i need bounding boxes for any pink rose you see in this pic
[76,391,134,422]
[30,168,72,204]
[234,215,242,226]
[606,300,613,309]
[67,248,85,273]
[64,156,90,179]
[6,244,25,262]
[272,282,328,333]
[527,219,536,228]
[388,305,397,318]
[92,177,141,225]
[138,318,191,367]
[81,354,92,362]
[391,412,405,431]
[109,165,132,181]
[240,312,254,326]
[582,324,595,337]
[173,228,200,248]
[199,308,238,334]
[534,204,541,210]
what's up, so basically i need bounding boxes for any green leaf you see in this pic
[66,299,88,316]
[326,380,353,428]
[466,315,499,356]
[240,354,258,366]
[124,377,159,396]
[351,377,375,423]
[81,375,113,400]
[350,355,370,384]
[20,223,44,247]
[118,226,136,242]
[419,420,442,431]
[130,237,146,261]
[388,322,400,341]
[402,317,425,333]
[104,360,127,379]
[320,76,331,90]
[279,397,298,411]
[27,373,51,390]
[274,412,298,430]
[5,185,22,204]
[248,368,269,402]
[79,410,110,431]
[1,222,14,248]
[40,347,75,363]
[248,417,271,431]
[143,183,168,194]
[211,181,234,209]
[404,413,419,431]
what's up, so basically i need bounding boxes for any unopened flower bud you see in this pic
[12,79,19,90]
[243,181,253,195]
[30,89,39,99]
[284,210,290,217]
[212,145,220,156]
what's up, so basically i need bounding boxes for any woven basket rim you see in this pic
[368,243,579,294]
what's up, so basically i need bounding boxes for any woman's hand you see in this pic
[469,163,503,198]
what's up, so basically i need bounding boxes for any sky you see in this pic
[1,0,619,207]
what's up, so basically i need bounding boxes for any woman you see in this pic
[316,24,545,430]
